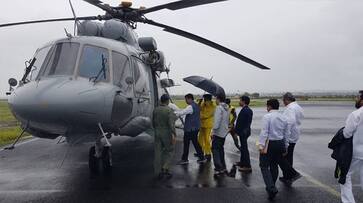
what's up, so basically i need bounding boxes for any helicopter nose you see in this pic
[8,78,110,133]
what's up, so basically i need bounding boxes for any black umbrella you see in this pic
[183,76,225,97]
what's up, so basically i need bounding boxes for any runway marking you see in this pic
[0,138,39,152]
[225,149,341,198]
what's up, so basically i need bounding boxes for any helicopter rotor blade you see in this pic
[83,0,116,14]
[0,16,100,28]
[143,19,270,70]
[141,0,228,14]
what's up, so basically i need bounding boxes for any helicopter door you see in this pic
[131,57,154,117]
[111,51,133,126]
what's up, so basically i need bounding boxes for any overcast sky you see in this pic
[0,0,362,96]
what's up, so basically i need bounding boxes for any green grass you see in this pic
[172,99,267,109]
[0,126,30,146]
[0,100,28,146]
[0,101,17,124]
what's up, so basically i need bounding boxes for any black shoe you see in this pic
[197,158,207,164]
[227,165,237,177]
[157,173,164,180]
[279,177,292,186]
[163,171,173,180]
[290,173,302,183]
[177,160,189,165]
[268,189,278,200]
[214,170,224,177]
[238,166,252,173]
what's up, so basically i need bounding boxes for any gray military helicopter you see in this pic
[2,0,270,174]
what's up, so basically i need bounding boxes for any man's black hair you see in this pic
[216,94,226,103]
[203,94,212,101]
[267,99,280,110]
[240,95,250,105]
[226,98,231,105]
[185,93,194,100]
[160,94,170,104]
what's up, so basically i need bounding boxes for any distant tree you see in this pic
[251,92,260,98]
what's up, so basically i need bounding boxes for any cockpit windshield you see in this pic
[78,45,110,82]
[28,45,52,81]
[39,42,80,77]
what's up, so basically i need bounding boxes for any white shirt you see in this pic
[176,105,193,117]
[168,103,180,112]
[259,110,289,148]
[343,106,363,159]
[283,101,304,143]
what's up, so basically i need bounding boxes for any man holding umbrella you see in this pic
[179,76,227,165]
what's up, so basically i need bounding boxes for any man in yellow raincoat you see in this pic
[198,94,216,161]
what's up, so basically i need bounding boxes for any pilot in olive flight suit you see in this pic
[153,94,177,180]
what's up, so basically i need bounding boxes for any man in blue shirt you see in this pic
[176,94,206,164]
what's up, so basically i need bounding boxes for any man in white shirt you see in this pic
[340,91,363,203]
[282,92,304,166]
[258,99,302,200]
[279,92,304,183]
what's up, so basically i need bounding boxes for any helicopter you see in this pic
[2,0,270,174]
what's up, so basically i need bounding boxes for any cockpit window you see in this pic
[112,51,131,93]
[78,45,110,82]
[29,45,52,80]
[41,42,79,77]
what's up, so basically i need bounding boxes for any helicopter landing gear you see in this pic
[88,123,113,176]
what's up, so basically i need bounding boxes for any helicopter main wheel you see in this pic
[101,146,112,174]
[89,146,100,175]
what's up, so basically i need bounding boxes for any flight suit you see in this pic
[198,101,216,156]
[152,104,177,175]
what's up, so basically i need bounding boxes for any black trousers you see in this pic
[260,140,297,192]
[182,130,204,161]
[287,143,296,166]
[239,133,251,168]
[212,136,226,171]
[282,142,296,178]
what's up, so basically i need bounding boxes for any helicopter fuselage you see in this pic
[8,36,165,143]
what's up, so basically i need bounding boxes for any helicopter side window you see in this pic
[28,45,52,80]
[42,42,79,76]
[132,58,151,97]
[112,51,131,93]
[79,45,110,82]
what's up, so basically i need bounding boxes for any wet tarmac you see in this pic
[1,102,362,203]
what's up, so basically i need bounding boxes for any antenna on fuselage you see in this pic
[68,0,79,36]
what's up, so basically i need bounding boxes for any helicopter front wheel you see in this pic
[88,145,113,176]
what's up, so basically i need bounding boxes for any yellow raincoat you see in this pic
[198,101,216,155]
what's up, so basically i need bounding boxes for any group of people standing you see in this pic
[152,92,305,200]
[152,90,363,202]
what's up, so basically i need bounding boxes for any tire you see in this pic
[102,146,112,174]
[89,146,99,175]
